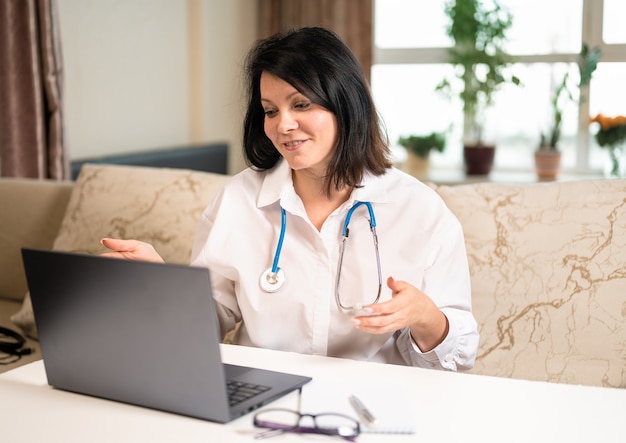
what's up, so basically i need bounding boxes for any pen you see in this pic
[349,394,378,427]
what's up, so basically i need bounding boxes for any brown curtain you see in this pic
[0,0,68,179]
[258,0,373,83]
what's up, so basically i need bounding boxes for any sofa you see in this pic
[69,142,229,180]
[1,164,625,389]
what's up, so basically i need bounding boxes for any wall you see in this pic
[57,0,257,174]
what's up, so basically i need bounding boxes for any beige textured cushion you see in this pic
[11,164,230,339]
[436,179,626,388]
[0,179,73,302]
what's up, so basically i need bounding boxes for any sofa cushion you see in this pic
[11,164,230,339]
[435,179,626,388]
[0,179,73,302]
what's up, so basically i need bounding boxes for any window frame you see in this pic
[372,0,626,174]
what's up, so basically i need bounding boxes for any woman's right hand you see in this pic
[100,238,165,263]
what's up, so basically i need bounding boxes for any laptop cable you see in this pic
[0,326,33,365]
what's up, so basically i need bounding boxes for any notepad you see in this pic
[299,380,416,434]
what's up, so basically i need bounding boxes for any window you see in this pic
[372,0,626,175]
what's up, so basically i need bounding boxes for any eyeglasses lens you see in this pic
[255,409,300,429]
[254,409,359,439]
[315,413,360,438]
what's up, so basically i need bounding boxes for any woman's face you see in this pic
[260,72,338,176]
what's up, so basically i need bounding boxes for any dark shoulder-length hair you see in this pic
[243,26,391,194]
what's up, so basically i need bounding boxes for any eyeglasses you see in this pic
[253,408,361,441]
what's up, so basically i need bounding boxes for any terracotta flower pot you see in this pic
[534,149,561,181]
[405,152,430,180]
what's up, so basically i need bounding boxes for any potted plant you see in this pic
[397,132,446,179]
[535,44,600,180]
[534,72,572,180]
[589,114,626,178]
[437,0,520,175]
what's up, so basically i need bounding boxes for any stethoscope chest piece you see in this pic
[259,267,285,292]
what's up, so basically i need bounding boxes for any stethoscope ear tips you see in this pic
[260,267,285,292]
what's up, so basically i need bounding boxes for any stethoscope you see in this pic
[259,201,382,312]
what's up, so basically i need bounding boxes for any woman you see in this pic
[102,27,478,370]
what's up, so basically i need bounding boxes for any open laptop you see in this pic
[21,247,311,423]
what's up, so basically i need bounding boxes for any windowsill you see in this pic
[421,168,606,186]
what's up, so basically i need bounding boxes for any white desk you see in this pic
[1,344,625,442]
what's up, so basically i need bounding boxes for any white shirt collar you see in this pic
[257,159,292,208]
[351,170,390,205]
[257,158,392,209]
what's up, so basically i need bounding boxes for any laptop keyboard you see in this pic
[227,379,271,406]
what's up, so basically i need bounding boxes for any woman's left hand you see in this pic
[352,276,449,352]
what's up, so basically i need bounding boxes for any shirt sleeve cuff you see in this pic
[396,324,459,370]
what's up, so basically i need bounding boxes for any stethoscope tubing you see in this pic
[335,201,382,311]
[341,201,376,236]
[262,201,383,313]
[270,207,287,274]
